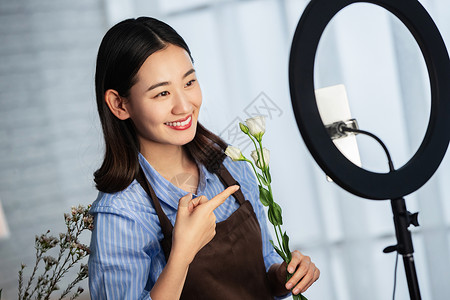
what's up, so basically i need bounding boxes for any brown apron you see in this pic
[137,163,274,299]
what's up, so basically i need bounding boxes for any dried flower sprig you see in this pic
[18,204,93,300]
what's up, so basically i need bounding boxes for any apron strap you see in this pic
[136,166,173,240]
[216,163,246,205]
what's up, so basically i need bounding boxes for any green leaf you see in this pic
[292,293,308,300]
[282,231,292,262]
[269,240,287,261]
[268,202,283,226]
[258,186,271,206]
[257,173,268,186]
[258,186,272,206]
[267,206,277,226]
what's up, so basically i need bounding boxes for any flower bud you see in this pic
[225,146,245,161]
[239,122,249,134]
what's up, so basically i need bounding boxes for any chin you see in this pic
[184,131,197,145]
[176,127,197,146]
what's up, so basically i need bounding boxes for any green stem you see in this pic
[267,183,285,262]
[268,183,283,249]
[247,131,259,152]
[268,184,273,201]
[273,222,283,256]
[245,159,263,187]
[257,139,268,171]
[248,138,306,300]
[247,132,263,169]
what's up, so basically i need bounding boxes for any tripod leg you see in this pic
[403,254,421,300]
[390,198,422,300]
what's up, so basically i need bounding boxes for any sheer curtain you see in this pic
[0,0,449,299]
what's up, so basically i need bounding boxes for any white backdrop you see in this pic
[1,0,449,299]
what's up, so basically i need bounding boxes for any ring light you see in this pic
[289,0,450,200]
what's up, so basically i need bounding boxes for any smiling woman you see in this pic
[93,17,225,194]
[88,17,319,300]
[104,44,203,171]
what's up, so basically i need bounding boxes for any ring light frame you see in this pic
[289,0,450,200]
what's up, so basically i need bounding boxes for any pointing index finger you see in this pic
[206,185,240,210]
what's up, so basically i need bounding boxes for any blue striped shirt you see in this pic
[88,153,283,299]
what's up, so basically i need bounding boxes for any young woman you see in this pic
[88,17,319,299]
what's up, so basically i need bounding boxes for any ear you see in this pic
[104,89,131,120]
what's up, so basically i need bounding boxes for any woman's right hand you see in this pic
[171,185,240,265]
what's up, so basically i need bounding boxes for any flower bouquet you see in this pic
[225,116,307,300]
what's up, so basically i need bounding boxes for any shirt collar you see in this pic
[138,153,215,210]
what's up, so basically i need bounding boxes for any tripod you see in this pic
[384,198,421,299]
[341,126,422,299]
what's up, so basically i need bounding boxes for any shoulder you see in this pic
[222,156,252,178]
[221,156,259,199]
[89,180,161,237]
[222,156,256,181]
[90,179,154,216]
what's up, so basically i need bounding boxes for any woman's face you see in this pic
[124,44,202,150]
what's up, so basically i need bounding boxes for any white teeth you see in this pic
[165,116,191,127]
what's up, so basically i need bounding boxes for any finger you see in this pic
[299,267,320,293]
[287,251,302,274]
[199,195,208,204]
[206,185,239,210]
[292,263,316,295]
[195,195,208,206]
[178,193,193,208]
[286,254,311,290]
[188,195,208,213]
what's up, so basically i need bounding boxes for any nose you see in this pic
[171,90,193,115]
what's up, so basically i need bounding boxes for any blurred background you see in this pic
[1,0,449,299]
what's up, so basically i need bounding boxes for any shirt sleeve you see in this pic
[88,208,158,300]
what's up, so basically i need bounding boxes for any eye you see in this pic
[155,91,169,98]
[185,79,196,87]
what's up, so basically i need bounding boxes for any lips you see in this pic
[164,115,192,130]
[166,114,190,124]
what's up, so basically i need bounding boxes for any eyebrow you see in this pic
[146,68,196,92]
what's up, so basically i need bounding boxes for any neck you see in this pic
[140,141,194,179]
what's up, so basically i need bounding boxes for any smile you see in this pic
[164,115,192,130]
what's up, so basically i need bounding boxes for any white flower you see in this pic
[225,146,245,161]
[245,116,266,141]
[251,148,270,169]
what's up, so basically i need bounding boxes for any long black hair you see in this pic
[94,17,227,193]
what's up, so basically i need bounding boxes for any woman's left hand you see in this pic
[282,250,320,295]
